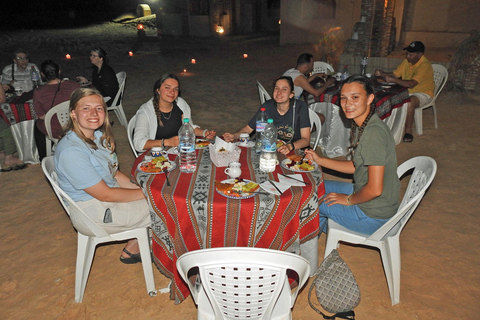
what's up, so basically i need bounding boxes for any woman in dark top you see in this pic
[76,47,119,106]
[133,73,216,152]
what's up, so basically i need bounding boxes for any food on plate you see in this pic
[287,154,302,163]
[139,156,172,173]
[284,159,315,171]
[215,178,259,197]
[195,139,211,148]
[217,147,227,153]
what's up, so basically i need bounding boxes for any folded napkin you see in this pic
[214,136,235,152]
[259,180,291,196]
[278,174,306,187]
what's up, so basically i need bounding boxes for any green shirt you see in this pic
[353,114,400,219]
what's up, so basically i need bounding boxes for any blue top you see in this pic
[54,130,118,202]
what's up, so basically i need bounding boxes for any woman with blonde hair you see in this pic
[54,88,150,264]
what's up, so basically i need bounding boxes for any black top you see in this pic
[92,63,119,105]
[155,102,184,140]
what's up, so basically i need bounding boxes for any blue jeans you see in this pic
[319,180,389,235]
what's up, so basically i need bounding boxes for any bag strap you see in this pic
[308,271,356,320]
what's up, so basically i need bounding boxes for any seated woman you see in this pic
[305,75,400,235]
[76,47,118,106]
[133,73,216,152]
[33,60,81,160]
[54,88,150,264]
[223,76,311,155]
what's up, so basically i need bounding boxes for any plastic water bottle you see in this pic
[341,65,350,80]
[361,56,368,76]
[178,118,196,173]
[259,119,277,172]
[255,107,268,154]
[30,66,40,89]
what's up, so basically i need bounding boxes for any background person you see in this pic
[375,41,434,142]
[305,75,400,235]
[33,60,81,160]
[1,48,42,93]
[76,47,118,106]
[223,76,311,155]
[133,73,215,152]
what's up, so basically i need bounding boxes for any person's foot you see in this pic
[120,248,142,264]
[5,154,23,166]
[403,133,414,143]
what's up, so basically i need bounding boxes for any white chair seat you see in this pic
[308,108,322,150]
[44,101,70,157]
[176,247,310,320]
[127,114,139,157]
[324,156,437,305]
[41,157,156,302]
[108,71,128,127]
[256,80,271,105]
[312,61,335,75]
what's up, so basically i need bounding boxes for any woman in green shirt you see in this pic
[305,75,400,235]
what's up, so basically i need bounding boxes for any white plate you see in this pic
[235,141,255,148]
[215,179,259,199]
[137,160,176,174]
[281,159,318,172]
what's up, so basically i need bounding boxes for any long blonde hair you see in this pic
[62,88,115,152]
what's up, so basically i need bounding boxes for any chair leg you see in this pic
[45,137,52,157]
[380,239,401,305]
[137,228,157,296]
[414,108,423,135]
[75,233,97,303]
[432,104,438,129]
[323,231,340,259]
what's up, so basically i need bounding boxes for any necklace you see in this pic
[161,110,172,120]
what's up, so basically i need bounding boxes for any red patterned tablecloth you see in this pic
[132,147,324,303]
[0,92,36,125]
[306,78,410,119]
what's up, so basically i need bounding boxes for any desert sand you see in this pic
[1,20,479,319]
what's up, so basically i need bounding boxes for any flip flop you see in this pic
[119,248,142,264]
[1,163,27,172]
[403,133,414,143]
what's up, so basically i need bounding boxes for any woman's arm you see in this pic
[295,75,336,97]
[278,127,311,155]
[194,127,216,139]
[304,149,355,174]
[84,178,145,203]
[0,85,5,104]
[115,170,140,189]
[223,125,254,142]
[323,166,385,207]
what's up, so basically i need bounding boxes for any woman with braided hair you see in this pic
[133,73,216,152]
[305,75,400,235]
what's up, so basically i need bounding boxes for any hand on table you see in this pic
[304,149,322,166]
[204,130,216,140]
[222,132,235,142]
[277,143,291,155]
[324,77,336,86]
[164,136,179,147]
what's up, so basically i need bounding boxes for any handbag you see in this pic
[308,249,361,320]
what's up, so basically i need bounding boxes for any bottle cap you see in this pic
[183,118,190,123]
[267,118,273,123]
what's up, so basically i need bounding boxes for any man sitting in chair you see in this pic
[375,41,434,143]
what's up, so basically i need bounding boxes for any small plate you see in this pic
[195,139,211,149]
[281,159,318,172]
[137,160,176,174]
[235,141,255,148]
[216,179,258,199]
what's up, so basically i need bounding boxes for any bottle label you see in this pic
[256,121,266,132]
[179,142,194,153]
[262,142,277,152]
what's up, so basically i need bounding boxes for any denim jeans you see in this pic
[319,180,389,235]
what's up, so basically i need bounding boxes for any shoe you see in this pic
[403,133,414,143]
[120,248,142,264]
[1,163,27,172]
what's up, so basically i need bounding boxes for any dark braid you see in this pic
[348,105,375,157]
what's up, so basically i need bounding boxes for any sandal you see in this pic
[403,133,414,143]
[120,248,142,264]
[1,163,27,172]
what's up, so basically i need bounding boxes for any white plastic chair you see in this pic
[176,247,310,320]
[44,100,70,157]
[108,71,128,127]
[312,61,335,75]
[308,108,322,150]
[414,64,448,135]
[256,81,271,105]
[41,157,156,302]
[323,156,437,305]
[127,114,139,157]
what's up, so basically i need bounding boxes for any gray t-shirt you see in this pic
[353,114,400,219]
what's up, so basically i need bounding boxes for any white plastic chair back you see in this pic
[312,61,335,75]
[256,81,271,105]
[108,71,128,127]
[44,100,70,156]
[127,114,139,157]
[176,247,310,320]
[324,156,437,305]
[41,157,156,302]
[308,108,322,150]
[414,64,448,135]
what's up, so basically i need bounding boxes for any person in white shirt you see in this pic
[1,48,42,92]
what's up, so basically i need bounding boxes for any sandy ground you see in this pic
[1,21,479,319]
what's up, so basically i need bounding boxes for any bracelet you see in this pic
[203,129,208,138]
[161,139,165,148]
[346,194,353,206]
